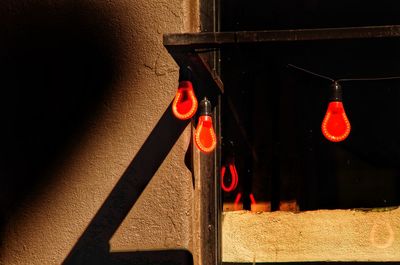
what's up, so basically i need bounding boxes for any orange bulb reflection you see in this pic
[221,162,239,192]
[321,101,351,142]
[172,81,198,120]
[234,192,242,211]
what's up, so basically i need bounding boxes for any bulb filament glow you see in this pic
[221,162,239,192]
[195,115,217,153]
[321,102,351,142]
[172,81,198,120]
[194,98,217,153]
[321,82,351,142]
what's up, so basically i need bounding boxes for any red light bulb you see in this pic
[172,80,198,120]
[321,82,351,142]
[194,98,217,153]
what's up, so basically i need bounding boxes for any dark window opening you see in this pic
[220,1,400,211]
[221,0,400,31]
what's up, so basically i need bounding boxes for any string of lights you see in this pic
[287,63,400,83]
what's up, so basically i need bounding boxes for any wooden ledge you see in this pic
[222,208,400,263]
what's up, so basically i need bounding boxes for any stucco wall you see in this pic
[0,1,199,264]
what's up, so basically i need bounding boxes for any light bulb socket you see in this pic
[329,81,343,101]
[179,66,192,82]
[200,97,212,116]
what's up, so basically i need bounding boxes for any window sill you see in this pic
[222,207,400,263]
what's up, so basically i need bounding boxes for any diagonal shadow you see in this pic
[62,101,192,265]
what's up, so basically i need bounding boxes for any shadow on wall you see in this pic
[0,2,118,218]
[62,103,192,264]
[0,1,193,265]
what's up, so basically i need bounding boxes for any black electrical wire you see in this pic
[287,64,335,82]
[287,63,400,83]
[337,76,400,82]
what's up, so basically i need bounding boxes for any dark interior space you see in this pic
[220,0,400,210]
[220,0,400,31]
[0,1,118,246]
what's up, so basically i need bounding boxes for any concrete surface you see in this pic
[222,208,400,263]
[0,1,199,264]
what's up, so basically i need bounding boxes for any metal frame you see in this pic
[163,24,400,265]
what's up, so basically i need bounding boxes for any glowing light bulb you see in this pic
[194,98,217,153]
[321,82,351,142]
[172,80,198,120]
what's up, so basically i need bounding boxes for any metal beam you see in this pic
[164,25,400,49]
[165,47,223,95]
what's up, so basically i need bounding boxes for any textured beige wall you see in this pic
[223,208,400,263]
[0,1,199,264]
